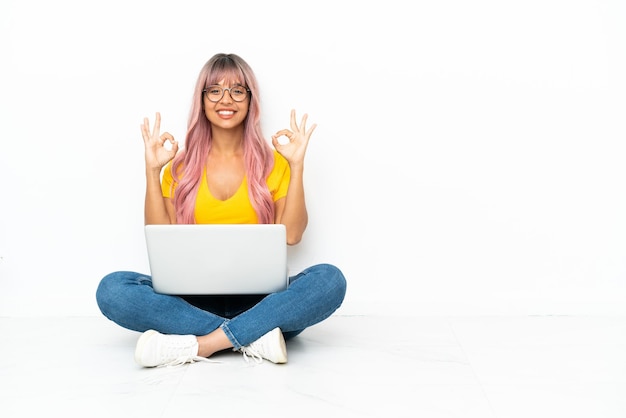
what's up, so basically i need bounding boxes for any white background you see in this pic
[0,0,625,317]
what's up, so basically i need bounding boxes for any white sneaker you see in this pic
[134,329,214,367]
[239,327,287,364]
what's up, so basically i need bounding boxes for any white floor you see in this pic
[1,315,625,418]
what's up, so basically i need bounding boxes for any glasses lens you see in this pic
[229,86,248,102]
[205,86,223,102]
[204,85,249,102]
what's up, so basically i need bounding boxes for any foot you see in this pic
[134,329,214,367]
[238,327,287,364]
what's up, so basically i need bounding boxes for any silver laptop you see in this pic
[145,224,288,295]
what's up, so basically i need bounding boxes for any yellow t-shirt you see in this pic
[161,150,290,224]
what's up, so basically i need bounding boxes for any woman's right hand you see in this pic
[141,112,179,171]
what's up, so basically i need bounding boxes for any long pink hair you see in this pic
[170,53,275,224]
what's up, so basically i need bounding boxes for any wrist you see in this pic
[288,161,304,172]
[145,167,162,177]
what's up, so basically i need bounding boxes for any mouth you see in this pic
[217,110,235,116]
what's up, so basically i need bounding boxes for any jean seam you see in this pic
[220,320,242,349]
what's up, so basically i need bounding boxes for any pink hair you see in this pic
[170,53,275,224]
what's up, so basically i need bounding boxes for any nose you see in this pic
[219,88,234,103]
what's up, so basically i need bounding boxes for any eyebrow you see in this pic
[211,79,245,87]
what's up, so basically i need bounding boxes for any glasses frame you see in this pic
[202,85,251,103]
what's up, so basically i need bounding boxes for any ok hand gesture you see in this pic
[140,112,179,171]
[272,109,316,168]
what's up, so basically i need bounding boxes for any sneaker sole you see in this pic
[134,329,159,366]
[272,328,288,364]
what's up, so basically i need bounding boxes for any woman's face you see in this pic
[203,79,250,130]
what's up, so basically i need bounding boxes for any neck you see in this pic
[211,127,244,156]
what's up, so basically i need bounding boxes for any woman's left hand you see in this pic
[272,109,316,167]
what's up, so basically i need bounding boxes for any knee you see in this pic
[95,271,135,314]
[95,272,118,314]
[316,263,347,301]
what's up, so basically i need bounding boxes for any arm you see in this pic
[141,112,179,225]
[272,110,316,245]
[274,164,308,245]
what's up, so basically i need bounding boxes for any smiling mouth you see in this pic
[217,110,234,116]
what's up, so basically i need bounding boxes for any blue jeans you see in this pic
[95,263,347,349]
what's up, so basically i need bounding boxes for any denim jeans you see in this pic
[95,263,347,349]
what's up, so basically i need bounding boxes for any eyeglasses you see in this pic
[202,85,250,102]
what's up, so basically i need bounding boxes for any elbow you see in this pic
[285,221,307,246]
[286,233,303,246]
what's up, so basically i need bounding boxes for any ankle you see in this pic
[197,332,233,357]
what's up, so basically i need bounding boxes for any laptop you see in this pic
[145,224,288,295]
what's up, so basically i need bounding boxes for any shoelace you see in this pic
[159,355,220,368]
[239,346,264,364]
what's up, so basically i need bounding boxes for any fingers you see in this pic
[306,122,317,138]
[160,132,175,146]
[290,109,309,133]
[140,112,164,142]
[289,109,308,132]
[141,112,177,153]
[140,117,150,141]
[298,113,309,133]
[290,109,298,131]
[152,112,161,138]
[169,138,179,155]
[273,129,294,142]
[271,134,280,149]
[276,109,317,148]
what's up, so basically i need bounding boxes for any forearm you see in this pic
[280,165,308,245]
[144,168,172,225]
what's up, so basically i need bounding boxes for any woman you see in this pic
[96,53,347,367]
